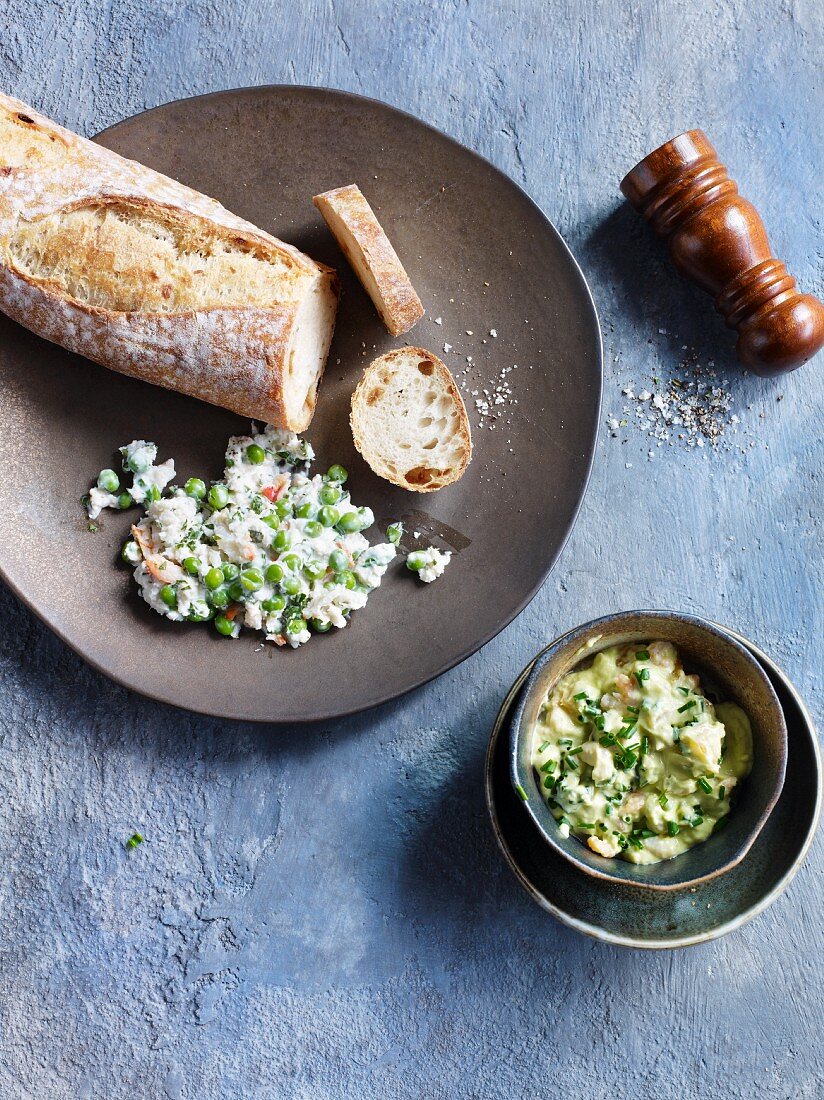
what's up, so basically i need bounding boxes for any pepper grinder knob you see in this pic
[620,130,824,376]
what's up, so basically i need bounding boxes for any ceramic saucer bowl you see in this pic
[509,612,787,891]
[487,624,819,948]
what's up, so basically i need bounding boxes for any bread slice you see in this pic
[0,93,339,432]
[313,184,423,336]
[351,348,472,492]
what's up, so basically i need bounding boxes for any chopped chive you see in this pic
[565,757,579,771]
[540,759,556,773]
[538,740,550,753]
[573,691,588,701]
[678,700,696,713]
[635,649,650,660]
[692,816,704,827]
[667,821,680,836]
[577,822,596,831]
[125,832,144,849]
[633,828,655,839]
[718,786,726,800]
[515,783,528,801]
[626,705,640,715]
[658,792,669,808]
[559,738,573,747]
[543,775,554,789]
[558,816,571,827]
[634,668,650,686]
[628,835,643,849]
[599,733,617,747]
[697,777,712,794]
[640,735,649,755]
[567,746,583,756]
[714,815,729,832]
[677,686,690,696]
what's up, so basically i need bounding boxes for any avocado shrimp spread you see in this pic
[530,641,753,864]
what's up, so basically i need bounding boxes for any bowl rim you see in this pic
[509,610,788,891]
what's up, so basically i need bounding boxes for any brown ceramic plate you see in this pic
[0,87,601,722]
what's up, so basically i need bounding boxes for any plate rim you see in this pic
[484,620,822,949]
[0,84,603,723]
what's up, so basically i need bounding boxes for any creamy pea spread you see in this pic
[530,641,753,864]
[406,546,451,583]
[86,426,404,647]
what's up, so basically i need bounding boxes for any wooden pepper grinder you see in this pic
[621,130,824,376]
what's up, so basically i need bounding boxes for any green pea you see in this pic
[246,443,266,465]
[282,576,302,596]
[275,499,292,518]
[221,562,240,581]
[261,514,279,530]
[183,556,201,576]
[240,568,264,592]
[227,581,244,601]
[318,506,340,528]
[338,512,363,533]
[406,551,427,572]
[207,587,230,609]
[265,563,284,583]
[117,491,134,510]
[97,468,120,493]
[335,570,357,590]
[295,501,315,519]
[184,477,207,500]
[320,484,341,506]
[310,618,332,633]
[282,553,301,571]
[208,484,229,510]
[262,594,286,613]
[303,561,327,581]
[326,464,348,484]
[273,529,289,552]
[188,608,214,623]
[285,616,307,636]
[214,613,236,637]
[329,548,348,572]
[121,539,141,565]
[303,520,323,539]
[160,584,178,610]
[204,567,224,590]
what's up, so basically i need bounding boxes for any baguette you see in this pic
[313,184,423,336]
[0,93,339,431]
[350,347,472,492]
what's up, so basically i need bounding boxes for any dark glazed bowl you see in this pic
[510,611,787,891]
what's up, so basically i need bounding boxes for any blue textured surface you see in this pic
[0,2,822,1097]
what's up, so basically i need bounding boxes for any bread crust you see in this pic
[350,347,472,492]
[313,184,423,336]
[0,93,339,431]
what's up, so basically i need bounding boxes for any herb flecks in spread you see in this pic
[530,641,753,864]
[88,426,397,647]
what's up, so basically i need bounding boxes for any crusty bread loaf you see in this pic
[350,348,472,492]
[0,94,339,431]
[313,184,423,336]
